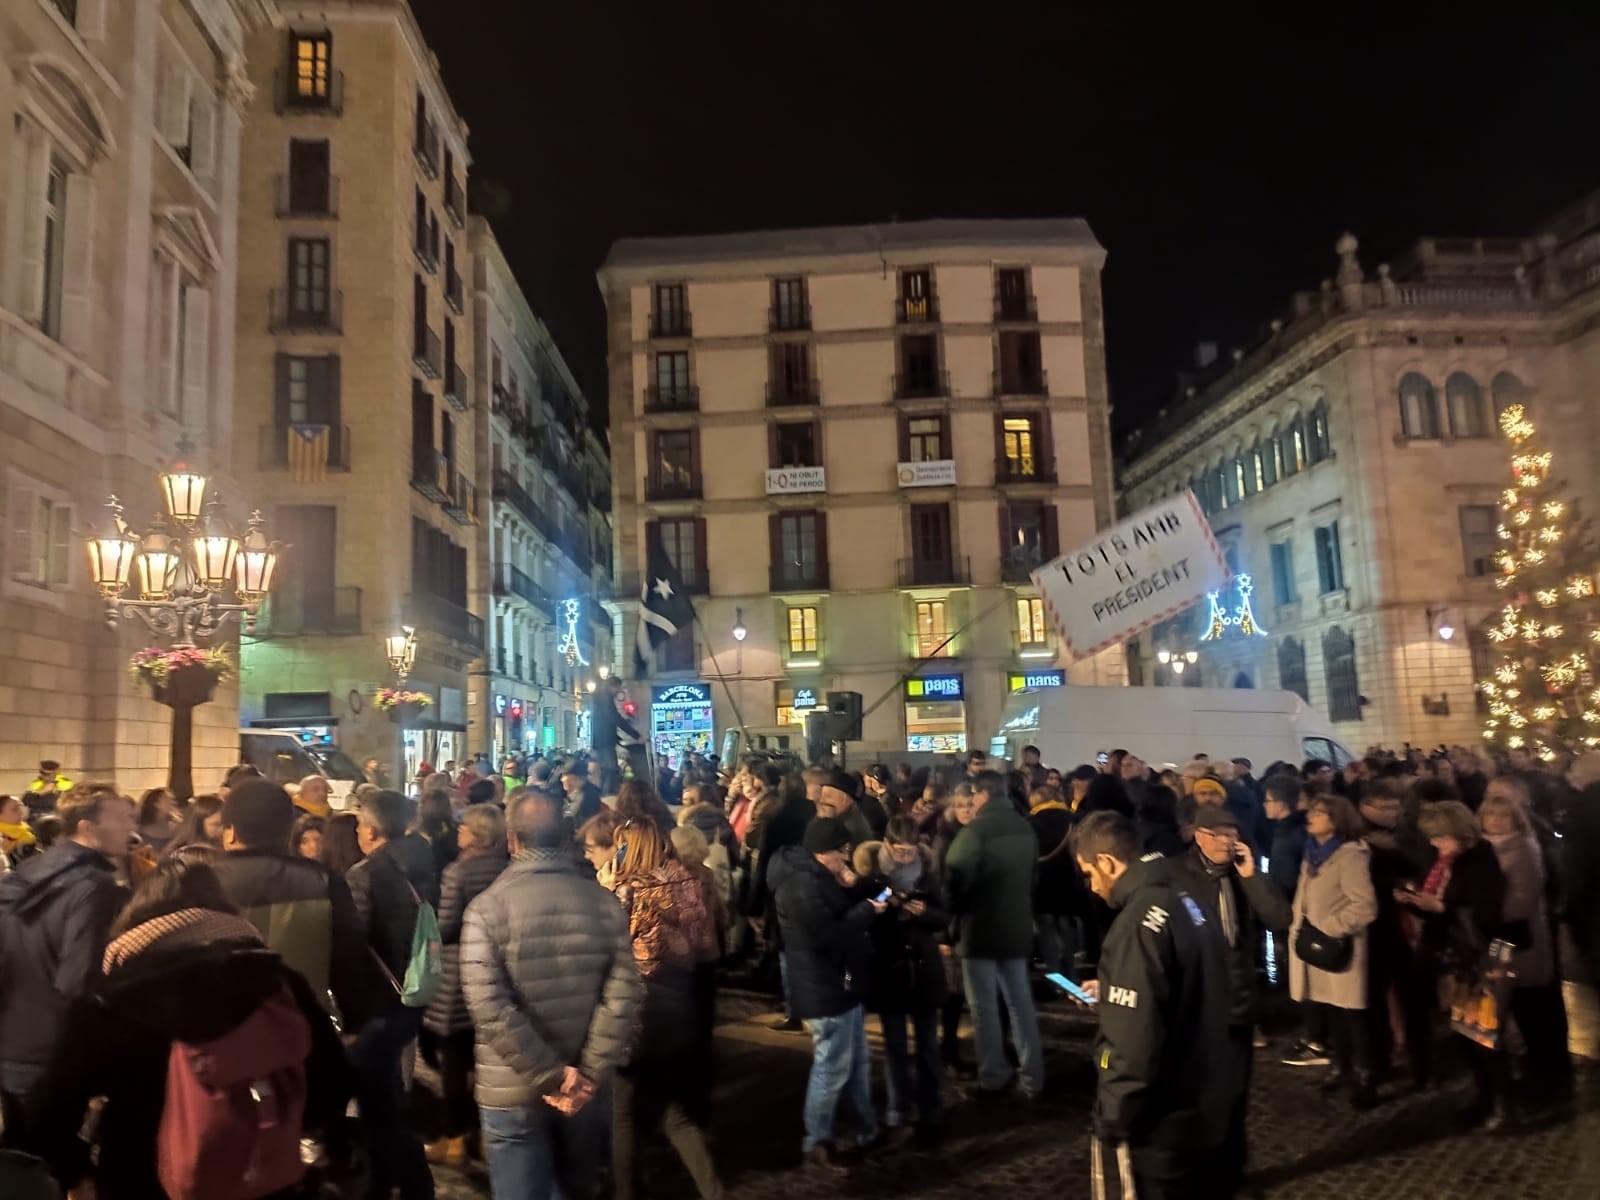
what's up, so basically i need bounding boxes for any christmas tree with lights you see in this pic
[1480,403,1600,761]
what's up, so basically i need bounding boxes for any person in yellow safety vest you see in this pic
[25,760,73,815]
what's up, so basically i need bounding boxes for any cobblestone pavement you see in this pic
[430,991,1600,1199]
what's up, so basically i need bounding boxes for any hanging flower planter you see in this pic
[376,688,433,726]
[131,646,232,709]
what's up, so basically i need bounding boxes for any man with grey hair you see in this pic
[463,788,643,1199]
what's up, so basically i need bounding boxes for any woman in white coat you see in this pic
[1288,792,1380,1108]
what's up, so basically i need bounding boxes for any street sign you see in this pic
[1031,490,1228,661]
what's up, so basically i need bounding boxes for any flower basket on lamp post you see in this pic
[130,647,234,800]
[376,688,432,727]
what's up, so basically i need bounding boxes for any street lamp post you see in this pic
[85,445,282,800]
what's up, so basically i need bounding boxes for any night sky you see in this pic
[409,1,1600,448]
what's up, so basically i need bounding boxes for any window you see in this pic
[652,283,688,336]
[996,267,1032,320]
[287,237,330,320]
[1232,455,1249,499]
[772,511,824,588]
[1212,463,1229,509]
[1459,504,1497,577]
[653,350,690,405]
[1269,540,1296,606]
[1399,372,1439,438]
[39,159,67,339]
[910,503,952,567]
[291,33,332,102]
[1492,371,1527,425]
[1314,521,1345,594]
[1264,433,1282,485]
[1278,636,1309,702]
[1307,404,1331,462]
[1001,500,1056,579]
[999,414,1044,479]
[1017,596,1048,647]
[787,605,819,656]
[899,269,933,321]
[772,277,808,330]
[1470,632,1494,714]
[1288,418,1308,472]
[769,342,813,404]
[998,330,1045,393]
[772,421,818,468]
[1446,372,1487,438]
[287,139,331,213]
[651,517,703,590]
[904,414,946,462]
[649,429,696,495]
[897,334,940,397]
[6,480,72,590]
[1323,626,1360,722]
[775,683,816,727]
[915,599,951,657]
[1249,442,1265,492]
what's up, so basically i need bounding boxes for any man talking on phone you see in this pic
[1073,812,1238,1199]
[1164,806,1291,1194]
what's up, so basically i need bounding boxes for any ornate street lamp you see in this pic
[386,625,418,683]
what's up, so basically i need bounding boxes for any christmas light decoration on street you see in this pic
[558,597,589,667]
[1201,573,1269,641]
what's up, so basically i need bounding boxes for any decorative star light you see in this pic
[558,597,589,668]
[1201,574,1268,641]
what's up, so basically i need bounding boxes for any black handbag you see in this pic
[1295,919,1354,973]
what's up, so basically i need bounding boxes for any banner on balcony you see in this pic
[288,423,329,484]
[1031,490,1227,661]
[765,466,826,495]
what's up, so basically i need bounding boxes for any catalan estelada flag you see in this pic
[287,423,329,484]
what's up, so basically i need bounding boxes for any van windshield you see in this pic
[306,745,365,782]
[240,734,320,785]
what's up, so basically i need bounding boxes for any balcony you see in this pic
[645,474,701,502]
[995,456,1057,485]
[413,324,442,377]
[770,303,811,332]
[766,376,819,407]
[893,370,949,400]
[444,176,466,227]
[492,468,563,543]
[513,653,525,680]
[494,563,555,614]
[444,472,478,525]
[444,361,469,411]
[256,586,362,637]
[770,561,830,592]
[413,226,438,274]
[897,555,971,588]
[410,446,450,501]
[275,173,338,218]
[649,311,691,338]
[995,294,1038,322]
[896,295,939,323]
[414,120,441,178]
[269,288,342,334]
[1001,551,1048,583]
[257,424,351,472]
[445,264,464,313]
[405,590,483,651]
[994,368,1049,397]
[563,528,593,573]
[643,383,698,413]
[274,68,344,115]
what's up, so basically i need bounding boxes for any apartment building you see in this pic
[0,0,274,792]
[597,220,1121,763]
[471,217,613,761]
[233,1,483,781]
[1120,202,1600,750]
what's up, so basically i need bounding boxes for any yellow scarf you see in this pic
[1,821,37,847]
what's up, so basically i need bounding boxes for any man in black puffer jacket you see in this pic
[771,817,887,1174]
[1073,812,1240,1200]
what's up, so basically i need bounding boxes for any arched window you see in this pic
[1232,453,1249,499]
[1277,637,1308,702]
[1399,372,1439,438]
[1492,371,1528,427]
[1446,372,1487,438]
[1263,431,1281,486]
[1322,626,1361,722]
[1249,441,1265,492]
[1289,417,1308,471]
[1307,403,1331,463]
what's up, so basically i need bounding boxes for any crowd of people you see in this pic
[0,738,1595,1198]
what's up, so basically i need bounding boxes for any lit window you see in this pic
[1017,597,1048,647]
[907,416,944,462]
[787,606,819,656]
[292,34,331,101]
[1002,417,1037,476]
[915,599,951,658]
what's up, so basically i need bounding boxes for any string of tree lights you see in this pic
[1479,403,1600,761]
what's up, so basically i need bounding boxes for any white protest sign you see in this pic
[1031,491,1228,661]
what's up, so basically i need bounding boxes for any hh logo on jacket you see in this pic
[1141,905,1169,935]
[1106,986,1139,1008]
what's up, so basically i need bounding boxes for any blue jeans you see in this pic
[801,1006,878,1152]
[879,1008,942,1127]
[480,1094,609,1200]
[962,957,1044,1094]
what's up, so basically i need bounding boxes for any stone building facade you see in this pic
[231,0,483,783]
[597,220,1121,765]
[471,218,612,762]
[0,0,275,793]
[1120,199,1600,752]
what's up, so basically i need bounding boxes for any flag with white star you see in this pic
[635,530,695,676]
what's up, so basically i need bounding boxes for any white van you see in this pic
[991,685,1356,773]
[238,729,358,809]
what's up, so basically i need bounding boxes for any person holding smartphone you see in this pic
[1163,805,1292,1193]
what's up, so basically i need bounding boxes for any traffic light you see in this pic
[827,690,863,741]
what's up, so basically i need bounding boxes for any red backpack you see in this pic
[157,987,313,1200]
